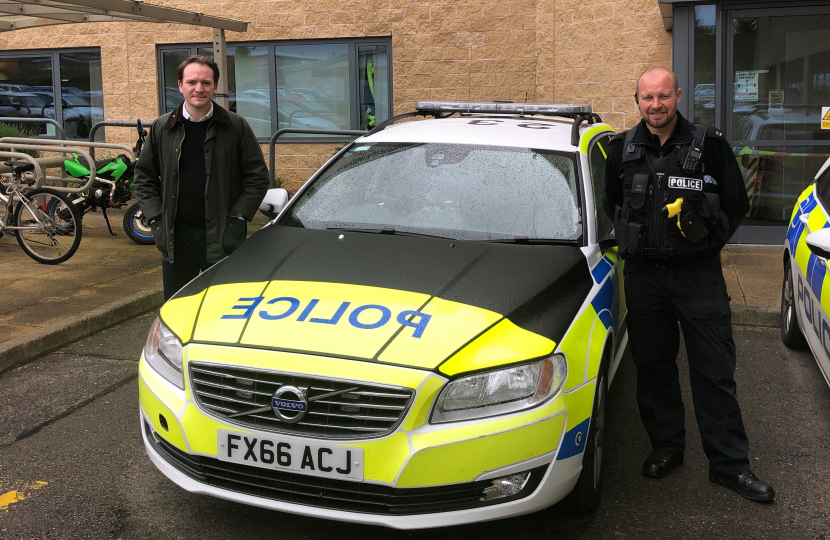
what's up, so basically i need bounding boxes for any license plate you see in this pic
[216,429,363,481]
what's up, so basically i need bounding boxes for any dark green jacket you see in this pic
[134,102,269,264]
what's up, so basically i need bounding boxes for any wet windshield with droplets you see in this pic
[280,142,582,242]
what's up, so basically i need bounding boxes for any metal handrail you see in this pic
[88,120,155,159]
[0,117,65,140]
[0,142,96,194]
[268,128,367,188]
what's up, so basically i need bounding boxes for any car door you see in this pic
[789,160,830,378]
[584,129,628,380]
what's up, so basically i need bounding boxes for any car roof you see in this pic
[356,116,612,152]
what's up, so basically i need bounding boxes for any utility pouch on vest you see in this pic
[615,205,644,257]
[629,173,650,210]
[678,208,709,243]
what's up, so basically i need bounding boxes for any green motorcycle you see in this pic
[61,121,153,245]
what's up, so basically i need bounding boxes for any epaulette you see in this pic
[705,127,725,139]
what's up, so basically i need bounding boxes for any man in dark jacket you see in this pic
[135,55,269,300]
[602,67,774,502]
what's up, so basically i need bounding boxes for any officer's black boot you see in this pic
[642,448,684,478]
[709,470,775,502]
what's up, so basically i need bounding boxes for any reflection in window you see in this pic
[0,51,103,140]
[693,5,716,126]
[161,47,271,138]
[59,52,104,140]
[358,45,389,130]
[161,50,188,113]
[227,46,270,138]
[275,44,350,136]
[158,40,391,139]
[732,14,830,142]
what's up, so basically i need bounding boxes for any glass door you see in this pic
[727,6,830,226]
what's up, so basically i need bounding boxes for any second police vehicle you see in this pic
[781,155,830,389]
[138,101,628,528]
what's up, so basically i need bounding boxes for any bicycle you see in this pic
[0,160,83,264]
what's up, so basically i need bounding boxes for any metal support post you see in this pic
[213,28,229,111]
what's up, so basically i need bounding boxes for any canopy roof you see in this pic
[0,0,247,32]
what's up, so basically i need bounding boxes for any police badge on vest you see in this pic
[613,125,730,260]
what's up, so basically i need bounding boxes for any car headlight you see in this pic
[431,355,567,424]
[143,317,184,389]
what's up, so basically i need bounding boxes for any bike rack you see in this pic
[0,117,66,141]
[268,128,367,188]
[0,142,96,194]
[0,138,134,191]
[88,120,155,160]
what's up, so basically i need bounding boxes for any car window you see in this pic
[588,134,614,237]
[281,142,582,242]
[733,117,753,141]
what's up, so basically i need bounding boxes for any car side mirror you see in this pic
[259,188,289,219]
[806,228,830,259]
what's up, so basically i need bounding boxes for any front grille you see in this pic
[188,362,414,439]
[144,421,546,515]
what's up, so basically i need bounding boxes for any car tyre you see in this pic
[123,202,155,245]
[564,349,609,515]
[781,258,809,350]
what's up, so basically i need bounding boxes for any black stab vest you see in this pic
[616,125,725,260]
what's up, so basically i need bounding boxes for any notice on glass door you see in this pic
[822,107,830,130]
[735,70,768,103]
[768,91,784,115]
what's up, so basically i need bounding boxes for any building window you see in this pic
[673,2,830,242]
[157,39,392,141]
[0,48,104,140]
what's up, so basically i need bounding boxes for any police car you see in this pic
[138,101,628,528]
[781,155,830,388]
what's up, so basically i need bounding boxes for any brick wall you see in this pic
[553,0,672,130]
[0,0,670,190]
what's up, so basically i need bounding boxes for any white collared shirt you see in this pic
[182,102,214,122]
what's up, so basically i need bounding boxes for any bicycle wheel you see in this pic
[13,188,83,264]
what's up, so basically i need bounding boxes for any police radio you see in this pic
[682,126,707,173]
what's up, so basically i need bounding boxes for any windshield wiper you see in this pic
[484,237,580,245]
[326,227,456,240]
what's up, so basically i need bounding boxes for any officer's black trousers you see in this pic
[624,255,751,476]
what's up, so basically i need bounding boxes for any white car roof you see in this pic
[357,116,612,151]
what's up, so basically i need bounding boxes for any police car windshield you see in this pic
[280,142,582,242]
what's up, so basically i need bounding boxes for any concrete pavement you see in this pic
[0,206,788,373]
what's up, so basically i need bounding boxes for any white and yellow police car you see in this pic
[781,155,830,388]
[139,102,628,528]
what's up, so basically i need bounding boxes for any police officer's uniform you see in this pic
[602,112,752,476]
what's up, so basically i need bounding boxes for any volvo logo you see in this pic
[271,385,308,424]
[227,384,360,423]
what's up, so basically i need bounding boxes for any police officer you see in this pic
[602,67,774,502]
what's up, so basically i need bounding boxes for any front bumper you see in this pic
[139,348,588,528]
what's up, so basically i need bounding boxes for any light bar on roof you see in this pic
[415,101,592,115]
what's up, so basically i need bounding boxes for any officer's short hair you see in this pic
[177,55,220,85]
[636,67,679,96]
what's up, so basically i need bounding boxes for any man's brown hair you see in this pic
[177,55,220,85]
